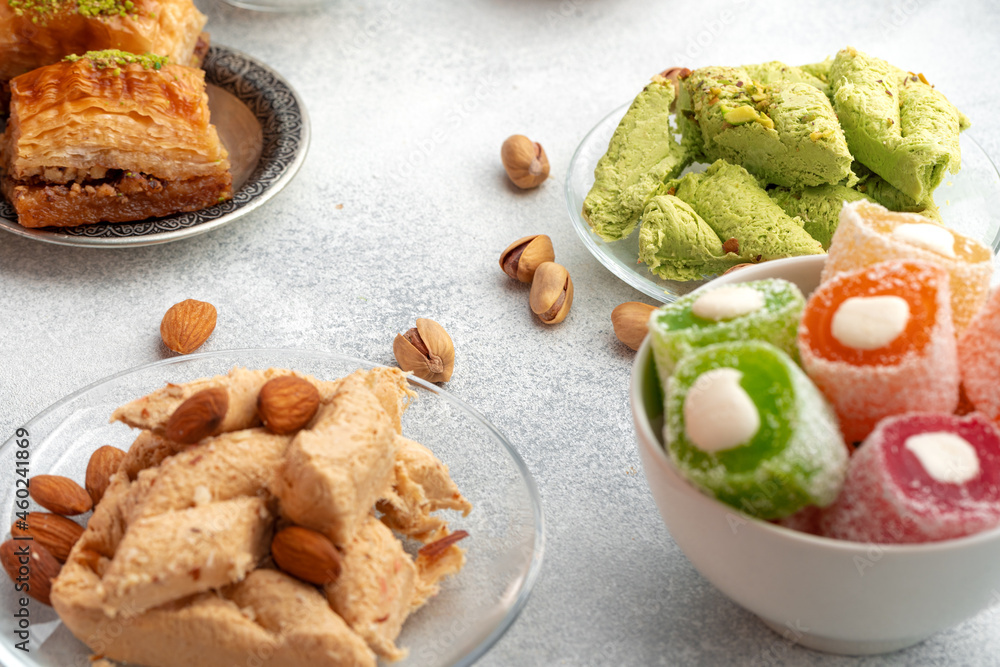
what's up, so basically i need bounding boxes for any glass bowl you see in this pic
[566,102,1000,304]
[0,349,544,667]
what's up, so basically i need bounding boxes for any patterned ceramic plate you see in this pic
[0,44,309,247]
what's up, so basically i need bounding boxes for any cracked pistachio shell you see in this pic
[392,318,455,383]
[500,234,556,283]
[529,262,573,324]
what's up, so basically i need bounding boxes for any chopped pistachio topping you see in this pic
[723,106,762,125]
[9,0,139,20]
[64,50,169,72]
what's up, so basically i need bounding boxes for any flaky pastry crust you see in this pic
[0,0,207,82]
[0,56,231,227]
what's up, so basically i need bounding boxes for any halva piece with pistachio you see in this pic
[679,66,853,188]
[829,46,966,202]
[583,75,693,241]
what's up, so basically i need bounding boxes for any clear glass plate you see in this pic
[0,349,544,667]
[566,102,1000,304]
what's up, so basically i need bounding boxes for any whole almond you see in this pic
[85,445,126,505]
[164,387,229,444]
[10,512,84,562]
[1,539,61,606]
[160,299,217,354]
[30,475,92,516]
[257,376,320,435]
[271,526,342,586]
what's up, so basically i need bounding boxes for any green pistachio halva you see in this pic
[769,177,942,252]
[769,184,872,250]
[830,47,965,202]
[798,58,833,85]
[679,66,853,188]
[658,159,824,262]
[855,170,942,221]
[743,60,829,96]
[637,195,741,281]
[583,76,692,241]
[582,47,969,283]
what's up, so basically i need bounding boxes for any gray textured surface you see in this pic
[1,0,999,665]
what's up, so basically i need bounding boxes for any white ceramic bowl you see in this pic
[631,255,1000,655]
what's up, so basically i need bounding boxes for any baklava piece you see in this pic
[0,50,231,228]
[0,0,207,85]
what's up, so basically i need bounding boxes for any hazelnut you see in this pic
[500,235,555,283]
[529,262,573,324]
[501,135,549,189]
[393,318,455,383]
[611,302,657,351]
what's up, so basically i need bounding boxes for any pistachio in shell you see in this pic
[529,262,573,324]
[500,235,555,283]
[393,318,455,383]
[501,135,549,189]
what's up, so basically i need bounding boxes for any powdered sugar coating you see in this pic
[820,412,1000,544]
[823,200,993,332]
[799,260,959,443]
[650,278,805,392]
[665,341,847,520]
[958,287,1000,427]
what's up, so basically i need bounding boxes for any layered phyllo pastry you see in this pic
[0,50,232,228]
[0,0,208,100]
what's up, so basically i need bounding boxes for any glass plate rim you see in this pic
[0,347,545,667]
[566,101,1000,305]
